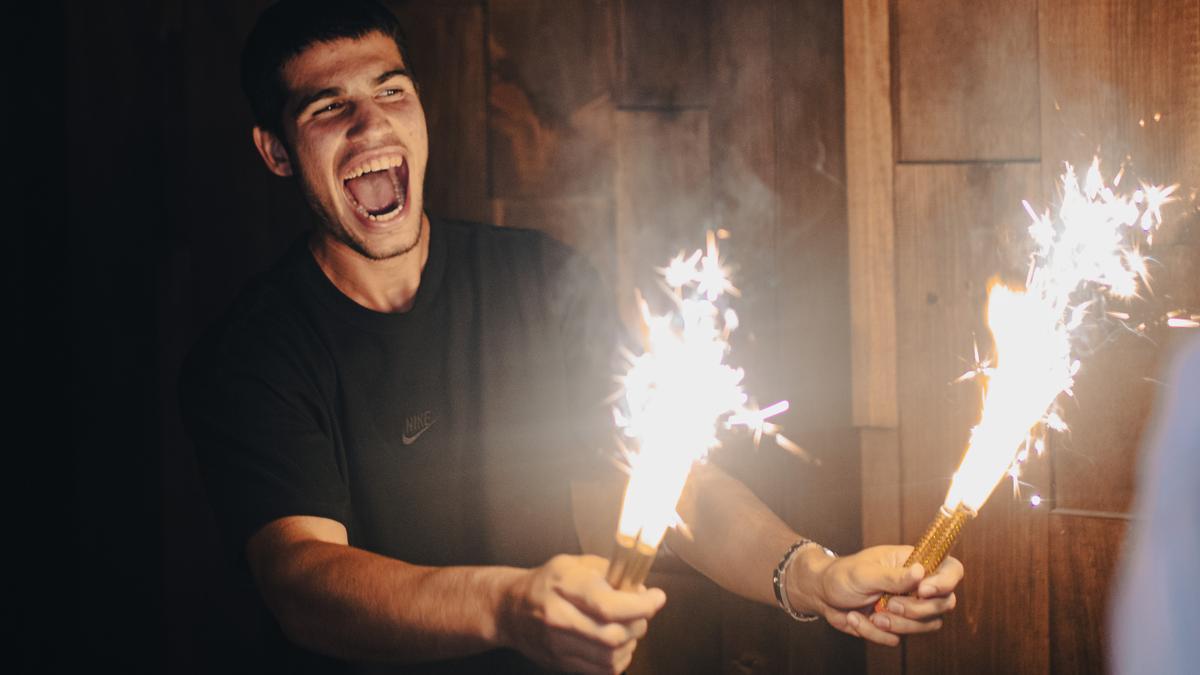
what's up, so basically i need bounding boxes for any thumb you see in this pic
[867,561,924,595]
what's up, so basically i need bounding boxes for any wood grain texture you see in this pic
[895,0,1040,162]
[710,0,776,401]
[860,430,902,549]
[617,0,712,109]
[774,0,854,435]
[614,109,712,329]
[1040,0,1200,515]
[844,0,899,429]
[399,1,491,223]
[860,429,901,675]
[1048,515,1129,675]
[894,163,1050,675]
[488,0,616,198]
[492,196,617,289]
[709,4,787,671]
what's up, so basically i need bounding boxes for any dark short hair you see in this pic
[240,0,414,137]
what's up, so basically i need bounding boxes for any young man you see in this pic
[181,2,962,673]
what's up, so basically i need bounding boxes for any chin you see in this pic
[330,211,423,261]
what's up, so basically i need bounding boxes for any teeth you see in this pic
[343,156,405,181]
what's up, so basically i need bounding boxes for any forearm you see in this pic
[664,463,963,647]
[260,538,523,664]
[664,463,821,608]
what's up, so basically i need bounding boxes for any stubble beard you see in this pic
[298,171,422,262]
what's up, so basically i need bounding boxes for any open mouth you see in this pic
[342,156,409,222]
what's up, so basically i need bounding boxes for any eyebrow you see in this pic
[292,68,414,119]
[374,68,412,85]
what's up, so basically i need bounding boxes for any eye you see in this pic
[313,101,344,117]
[378,88,404,99]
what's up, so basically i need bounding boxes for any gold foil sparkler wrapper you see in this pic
[875,503,975,613]
[605,532,658,591]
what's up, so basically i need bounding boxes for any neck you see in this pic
[310,213,431,313]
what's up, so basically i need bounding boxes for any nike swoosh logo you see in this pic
[402,419,435,445]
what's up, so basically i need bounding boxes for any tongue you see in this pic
[346,169,399,215]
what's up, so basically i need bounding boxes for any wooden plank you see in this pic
[1049,515,1128,675]
[491,196,617,290]
[860,429,902,548]
[488,0,616,199]
[710,0,776,400]
[614,109,712,329]
[895,0,1040,162]
[844,0,899,429]
[616,0,711,109]
[894,163,1050,675]
[860,428,901,675]
[709,4,786,671]
[1039,0,1200,180]
[401,1,490,223]
[774,0,854,434]
[1040,0,1200,515]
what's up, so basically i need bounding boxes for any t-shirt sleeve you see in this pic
[180,323,352,560]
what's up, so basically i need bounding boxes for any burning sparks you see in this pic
[943,158,1179,513]
[613,232,786,550]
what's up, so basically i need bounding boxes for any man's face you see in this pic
[275,32,428,261]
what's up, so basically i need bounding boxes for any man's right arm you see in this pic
[248,515,665,674]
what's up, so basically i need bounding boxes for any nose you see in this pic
[347,98,391,141]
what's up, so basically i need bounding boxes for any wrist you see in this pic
[785,543,836,617]
[485,566,529,649]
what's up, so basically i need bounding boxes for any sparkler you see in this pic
[878,158,1182,612]
[606,232,793,590]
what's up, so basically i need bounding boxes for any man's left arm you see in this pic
[572,463,962,647]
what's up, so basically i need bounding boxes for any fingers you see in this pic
[547,592,643,649]
[525,555,663,673]
[551,632,639,674]
[917,556,964,598]
[883,591,957,620]
[828,610,900,647]
[553,555,666,624]
[869,609,944,635]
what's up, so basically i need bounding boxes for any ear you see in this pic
[252,126,294,177]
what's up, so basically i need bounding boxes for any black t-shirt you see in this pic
[181,217,619,673]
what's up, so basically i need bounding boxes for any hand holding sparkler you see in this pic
[500,554,665,674]
[606,232,797,591]
[804,546,963,645]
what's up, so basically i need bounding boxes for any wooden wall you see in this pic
[149,1,862,673]
[846,1,1200,674]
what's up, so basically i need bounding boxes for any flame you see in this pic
[614,232,785,548]
[944,158,1178,512]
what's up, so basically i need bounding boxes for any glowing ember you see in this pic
[613,232,786,549]
[943,158,1178,513]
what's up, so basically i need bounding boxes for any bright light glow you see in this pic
[944,158,1177,512]
[614,232,785,548]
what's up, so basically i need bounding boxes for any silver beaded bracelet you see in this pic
[772,538,836,623]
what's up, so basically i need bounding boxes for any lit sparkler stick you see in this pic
[878,158,1181,612]
[606,232,791,590]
